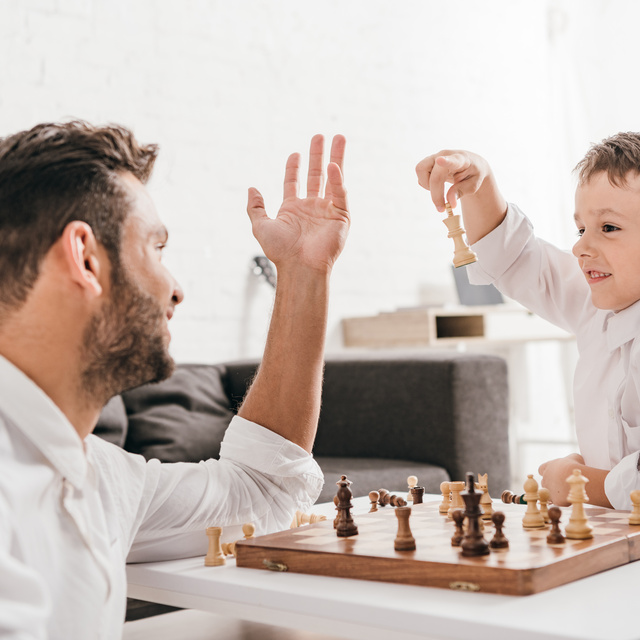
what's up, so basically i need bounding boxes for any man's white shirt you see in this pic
[0,355,323,639]
[468,204,640,509]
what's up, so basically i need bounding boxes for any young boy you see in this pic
[416,133,640,510]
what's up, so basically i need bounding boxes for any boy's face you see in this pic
[573,171,640,312]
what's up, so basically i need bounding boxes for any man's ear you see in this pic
[61,221,104,297]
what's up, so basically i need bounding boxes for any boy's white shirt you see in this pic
[0,354,323,639]
[467,203,640,510]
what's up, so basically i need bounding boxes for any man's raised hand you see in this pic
[247,135,349,275]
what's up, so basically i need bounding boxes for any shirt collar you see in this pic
[0,355,87,488]
[602,299,640,352]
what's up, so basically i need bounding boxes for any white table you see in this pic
[127,496,639,640]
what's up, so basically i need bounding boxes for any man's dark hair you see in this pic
[575,132,640,187]
[0,120,158,316]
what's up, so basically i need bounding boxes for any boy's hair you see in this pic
[0,120,158,317]
[575,132,640,186]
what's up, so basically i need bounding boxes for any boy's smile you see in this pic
[573,171,640,312]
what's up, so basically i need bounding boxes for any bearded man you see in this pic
[0,121,349,638]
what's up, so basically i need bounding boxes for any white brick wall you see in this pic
[0,0,586,364]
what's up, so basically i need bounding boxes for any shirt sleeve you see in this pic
[604,452,640,510]
[91,416,324,563]
[466,203,591,335]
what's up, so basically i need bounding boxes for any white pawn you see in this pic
[439,481,451,515]
[242,522,256,539]
[538,487,551,524]
[522,475,545,529]
[407,475,418,502]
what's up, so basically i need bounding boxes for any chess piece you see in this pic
[538,487,551,524]
[460,472,490,557]
[369,490,380,513]
[378,490,406,508]
[242,523,255,539]
[478,473,493,521]
[221,541,236,557]
[290,510,327,528]
[410,486,425,505]
[333,495,340,529]
[489,511,509,550]
[394,506,416,551]
[439,481,451,515]
[630,490,640,525]
[205,526,226,566]
[546,506,565,544]
[336,476,358,537]
[565,469,593,540]
[451,509,465,547]
[448,481,466,519]
[407,475,418,502]
[442,202,477,268]
[522,475,545,529]
[501,490,527,505]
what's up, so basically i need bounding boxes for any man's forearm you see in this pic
[238,265,329,453]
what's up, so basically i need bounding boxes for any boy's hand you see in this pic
[415,150,492,213]
[247,134,349,276]
[415,149,507,245]
[538,454,586,506]
[538,454,612,508]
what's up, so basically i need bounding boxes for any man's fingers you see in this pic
[246,187,268,223]
[329,134,346,175]
[307,134,324,198]
[283,153,301,201]
[327,163,348,214]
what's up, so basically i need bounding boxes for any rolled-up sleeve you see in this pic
[604,453,640,510]
[91,416,324,563]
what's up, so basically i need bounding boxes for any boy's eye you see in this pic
[155,243,167,257]
[576,228,585,237]
[602,224,620,233]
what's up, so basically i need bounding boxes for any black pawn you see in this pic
[451,509,464,547]
[489,511,509,550]
[336,476,358,537]
[547,506,565,545]
[460,472,490,557]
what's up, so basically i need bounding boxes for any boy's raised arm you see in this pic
[238,134,349,453]
[415,150,508,244]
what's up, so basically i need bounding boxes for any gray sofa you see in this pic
[97,349,510,621]
[96,349,510,502]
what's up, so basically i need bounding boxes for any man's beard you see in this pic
[80,271,175,405]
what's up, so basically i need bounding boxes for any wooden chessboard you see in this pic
[235,500,640,595]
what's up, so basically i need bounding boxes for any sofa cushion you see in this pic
[121,364,234,462]
[94,395,128,447]
[314,457,449,504]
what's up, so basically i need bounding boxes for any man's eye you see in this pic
[603,224,620,232]
[155,243,166,256]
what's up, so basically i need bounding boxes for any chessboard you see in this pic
[235,500,640,595]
